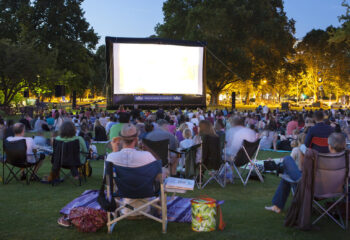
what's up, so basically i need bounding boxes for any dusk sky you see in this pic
[81,0,348,47]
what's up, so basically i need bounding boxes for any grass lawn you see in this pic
[0,148,349,240]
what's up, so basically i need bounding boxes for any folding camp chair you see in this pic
[142,139,170,167]
[51,139,89,186]
[182,143,201,179]
[2,139,40,185]
[105,160,167,234]
[312,151,349,229]
[230,139,264,186]
[199,135,224,189]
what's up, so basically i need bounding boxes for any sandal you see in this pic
[264,205,281,214]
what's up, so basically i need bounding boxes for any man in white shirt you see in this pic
[106,123,157,216]
[225,117,257,159]
[6,123,45,176]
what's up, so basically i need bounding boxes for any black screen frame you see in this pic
[105,37,207,109]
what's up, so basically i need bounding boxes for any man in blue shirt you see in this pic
[304,111,334,153]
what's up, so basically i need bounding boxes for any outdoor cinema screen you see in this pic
[113,43,204,95]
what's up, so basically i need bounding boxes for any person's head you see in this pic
[230,116,244,127]
[214,119,225,132]
[119,123,138,147]
[144,121,154,133]
[183,128,192,139]
[54,112,60,119]
[13,123,25,136]
[119,112,130,124]
[297,133,306,146]
[59,121,76,138]
[80,123,88,132]
[178,123,188,132]
[94,119,102,128]
[198,120,217,136]
[314,111,324,122]
[328,132,346,153]
[157,119,169,130]
[266,120,277,131]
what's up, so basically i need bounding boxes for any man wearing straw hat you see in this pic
[106,123,158,217]
[106,123,156,167]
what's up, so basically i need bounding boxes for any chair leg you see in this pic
[161,184,167,233]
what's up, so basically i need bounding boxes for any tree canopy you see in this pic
[155,0,297,104]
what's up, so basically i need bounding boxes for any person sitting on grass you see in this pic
[265,132,345,214]
[6,123,45,180]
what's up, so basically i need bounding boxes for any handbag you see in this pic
[97,162,117,212]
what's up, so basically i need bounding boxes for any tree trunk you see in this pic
[210,92,219,106]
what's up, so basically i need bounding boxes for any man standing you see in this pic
[304,111,334,153]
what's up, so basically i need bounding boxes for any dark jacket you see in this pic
[285,149,317,230]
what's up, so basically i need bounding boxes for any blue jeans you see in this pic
[272,156,301,209]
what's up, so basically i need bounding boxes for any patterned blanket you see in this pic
[60,190,223,223]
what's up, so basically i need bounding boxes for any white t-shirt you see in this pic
[106,148,156,168]
[225,126,257,158]
[6,136,38,163]
[180,138,194,150]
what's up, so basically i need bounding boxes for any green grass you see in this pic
[0,150,348,240]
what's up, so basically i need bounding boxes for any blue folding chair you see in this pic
[105,160,167,234]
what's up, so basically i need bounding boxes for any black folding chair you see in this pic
[2,139,40,185]
[312,151,349,229]
[51,139,88,186]
[142,138,170,167]
[230,139,263,186]
[200,135,224,189]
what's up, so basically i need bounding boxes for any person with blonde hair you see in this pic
[175,123,188,142]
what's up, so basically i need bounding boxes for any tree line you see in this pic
[0,0,105,107]
[155,0,350,104]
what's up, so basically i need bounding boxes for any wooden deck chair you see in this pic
[312,151,349,229]
[230,139,263,186]
[105,160,167,234]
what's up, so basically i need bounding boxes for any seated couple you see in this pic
[265,132,346,214]
[106,123,162,216]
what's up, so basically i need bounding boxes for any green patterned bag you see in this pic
[191,198,217,232]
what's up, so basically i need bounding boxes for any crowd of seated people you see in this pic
[1,105,350,191]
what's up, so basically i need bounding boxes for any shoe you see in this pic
[57,216,71,227]
[265,205,281,213]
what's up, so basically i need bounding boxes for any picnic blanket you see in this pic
[60,190,224,223]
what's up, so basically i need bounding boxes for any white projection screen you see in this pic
[113,43,204,95]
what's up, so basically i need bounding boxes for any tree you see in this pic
[26,0,99,96]
[0,40,51,106]
[296,28,350,102]
[329,0,350,46]
[0,0,30,42]
[90,45,106,96]
[155,0,296,105]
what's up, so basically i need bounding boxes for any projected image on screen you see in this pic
[113,43,203,95]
